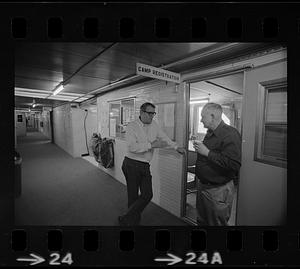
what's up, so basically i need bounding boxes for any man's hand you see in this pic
[151,139,168,148]
[176,147,186,154]
[193,141,210,156]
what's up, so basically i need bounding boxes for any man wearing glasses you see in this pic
[119,102,185,226]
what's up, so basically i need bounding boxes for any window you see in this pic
[255,79,287,167]
[17,115,23,122]
[108,98,135,138]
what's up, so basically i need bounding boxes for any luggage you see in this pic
[90,133,114,168]
[91,133,102,163]
[99,138,114,168]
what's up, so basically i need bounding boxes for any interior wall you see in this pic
[237,59,287,225]
[53,104,98,158]
[97,80,185,217]
[53,104,74,156]
[72,106,97,157]
[39,111,52,139]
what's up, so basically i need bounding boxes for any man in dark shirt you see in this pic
[193,103,241,226]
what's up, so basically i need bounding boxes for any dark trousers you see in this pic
[196,179,235,226]
[121,157,153,225]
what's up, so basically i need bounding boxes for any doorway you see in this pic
[183,72,244,225]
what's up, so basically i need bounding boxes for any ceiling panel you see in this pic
[15,96,66,108]
[16,66,64,83]
[191,73,244,95]
[46,43,109,57]
[190,73,243,104]
[209,73,244,94]
[15,43,112,78]
[63,76,109,94]
[15,42,278,110]
[75,59,136,80]
[15,77,59,91]
[121,43,216,63]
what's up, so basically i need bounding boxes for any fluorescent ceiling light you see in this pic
[189,99,209,104]
[48,96,76,101]
[15,87,52,94]
[15,92,48,98]
[53,85,64,96]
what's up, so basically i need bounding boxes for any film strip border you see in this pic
[1,2,300,267]
[1,3,299,41]
[1,227,299,266]
[10,16,298,40]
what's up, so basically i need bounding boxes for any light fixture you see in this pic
[53,84,64,96]
[32,98,36,108]
[32,99,36,108]
[189,99,209,105]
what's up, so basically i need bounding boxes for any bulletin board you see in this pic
[154,102,176,141]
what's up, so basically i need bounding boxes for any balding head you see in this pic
[201,103,223,130]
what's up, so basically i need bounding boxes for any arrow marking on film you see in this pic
[17,253,45,266]
[154,253,182,266]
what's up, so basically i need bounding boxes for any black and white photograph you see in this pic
[14,42,287,227]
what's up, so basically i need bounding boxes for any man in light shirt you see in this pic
[118,102,185,226]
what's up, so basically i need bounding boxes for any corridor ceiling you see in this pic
[15,42,280,111]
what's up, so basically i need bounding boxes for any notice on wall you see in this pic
[136,63,181,84]
[110,118,116,137]
[122,107,133,125]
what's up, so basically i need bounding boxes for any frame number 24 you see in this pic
[50,253,73,265]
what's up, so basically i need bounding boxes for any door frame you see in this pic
[50,110,54,143]
[180,70,246,225]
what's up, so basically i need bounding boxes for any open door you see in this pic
[183,73,244,225]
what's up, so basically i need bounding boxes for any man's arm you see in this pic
[156,123,185,154]
[156,124,178,150]
[207,133,241,173]
[125,124,151,153]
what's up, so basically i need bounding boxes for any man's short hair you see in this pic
[140,102,155,111]
[203,103,223,119]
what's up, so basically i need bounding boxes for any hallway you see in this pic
[15,131,188,226]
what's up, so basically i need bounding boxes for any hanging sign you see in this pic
[136,63,181,84]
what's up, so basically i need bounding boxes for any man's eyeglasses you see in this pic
[142,110,156,116]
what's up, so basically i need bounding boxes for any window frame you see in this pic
[108,97,136,139]
[254,78,287,168]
